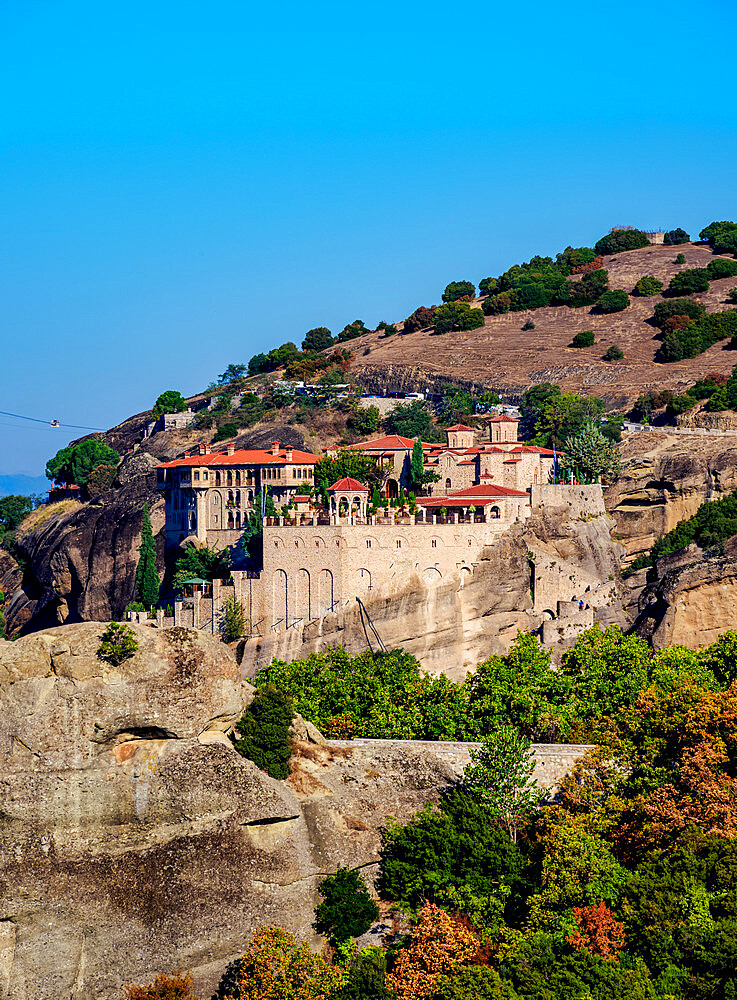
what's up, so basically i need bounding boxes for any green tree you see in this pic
[442,281,476,302]
[478,276,498,296]
[384,401,442,441]
[313,868,379,945]
[302,327,333,351]
[664,227,689,245]
[562,419,621,483]
[653,297,706,328]
[86,463,118,497]
[464,726,544,843]
[403,306,437,333]
[134,503,159,609]
[97,622,139,667]
[706,257,737,280]
[603,345,623,361]
[594,228,649,255]
[432,302,485,335]
[152,390,187,419]
[217,363,248,385]
[571,330,595,347]
[633,275,663,296]
[233,683,294,779]
[348,406,380,437]
[46,440,121,487]
[526,389,605,449]
[240,488,278,564]
[314,449,382,493]
[596,289,629,313]
[411,438,428,490]
[212,422,238,442]
[223,595,246,641]
[173,543,230,590]
[668,268,710,295]
[0,495,33,534]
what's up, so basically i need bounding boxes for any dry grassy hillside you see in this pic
[348,242,737,407]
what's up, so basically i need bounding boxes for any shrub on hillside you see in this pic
[653,297,707,329]
[337,320,368,343]
[560,268,609,308]
[348,405,380,436]
[700,220,737,254]
[377,321,398,337]
[402,305,436,333]
[594,228,650,256]
[603,345,624,361]
[478,276,498,296]
[302,327,333,351]
[86,463,117,497]
[596,289,630,313]
[633,275,663,296]
[313,868,379,945]
[571,330,595,348]
[233,683,294,779]
[432,302,484,335]
[667,268,710,295]
[46,440,121,487]
[556,246,598,273]
[660,309,737,362]
[97,623,138,667]
[664,227,690,245]
[212,422,238,442]
[707,258,737,280]
[482,291,512,315]
[152,390,186,419]
[509,283,552,311]
[522,320,535,331]
[123,972,197,1000]
[729,288,737,304]
[675,252,686,264]
[442,280,475,302]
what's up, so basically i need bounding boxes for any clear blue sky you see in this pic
[2,0,736,476]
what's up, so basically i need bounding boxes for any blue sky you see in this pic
[2,0,736,476]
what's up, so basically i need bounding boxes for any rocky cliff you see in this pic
[0,623,587,999]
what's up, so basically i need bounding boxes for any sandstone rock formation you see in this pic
[606,429,737,563]
[0,623,593,999]
[0,452,165,637]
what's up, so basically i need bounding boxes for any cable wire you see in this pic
[0,409,106,432]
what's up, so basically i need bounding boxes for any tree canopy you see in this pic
[46,440,120,486]
[152,390,186,419]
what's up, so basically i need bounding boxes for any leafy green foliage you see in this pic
[664,228,689,245]
[313,868,379,945]
[667,268,710,296]
[594,228,649,255]
[337,320,368,343]
[239,488,278,564]
[648,490,737,562]
[563,419,621,483]
[522,383,605,450]
[432,302,485,335]
[302,327,333,351]
[465,727,544,843]
[706,257,737,280]
[384,401,440,441]
[217,363,248,385]
[603,345,624,361]
[478,276,498,296]
[223,595,246,641]
[135,503,159,609]
[652,297,706,328]
[561,268,609,308]
[248,341,301,375]
[348,405,380,436]
[675,252,686,264]
[314,449,381,494]
[233,683,294,779]
[633,275,663,296]
[46,440,121,486]
[555,246,597,273]
[0,495,33,535]
[660,309,737,362]
[521,320,535,331]
[378,787,523,910]
[700,220,737,254]
[482,291,512,315]
[442,281,475,302]
[173,543,230,590]
[97,622,138,667]
[571,330,595,347]
[152,390,186,419]
[596,289,629,313]
[212,422,238,442]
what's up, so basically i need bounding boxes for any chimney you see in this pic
[204,443,212,454]
[271,440,279,456]
[226,442,235,456]
[184,450,191,458]
[285,446,293,462]
[198,443,206,455]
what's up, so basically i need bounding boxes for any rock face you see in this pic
[1,452,165,637]
[0,623,593,999]
[0,623,459,999]
[605,430,737,563]
[631,540,737,649]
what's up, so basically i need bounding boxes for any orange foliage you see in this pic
[235,925,343,1000]
[123,972,197,1000]
[385,903,479,1000]
[566,901,625,960]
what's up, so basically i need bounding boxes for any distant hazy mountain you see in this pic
[0,474,48,498]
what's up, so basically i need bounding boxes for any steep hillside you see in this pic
[348,243,737,406]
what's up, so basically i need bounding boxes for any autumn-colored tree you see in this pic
[385,903,478,1000]
[235,926,343,1000]
[566,900,625,960]
[123,972,197,1000]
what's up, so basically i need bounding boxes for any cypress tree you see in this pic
[410,438,425,489]
[135,503,160,609]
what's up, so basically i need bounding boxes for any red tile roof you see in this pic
[445,423,475,431]
[417,483,529,506]
[347,434,417,451]
[157,446,320,469]
[489,414,518,422]
[328,477,369,491]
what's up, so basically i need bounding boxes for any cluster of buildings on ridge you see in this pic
[155,415,558,548]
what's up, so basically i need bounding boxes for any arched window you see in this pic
[445,478,452,490]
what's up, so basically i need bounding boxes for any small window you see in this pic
[396,539,402,548]
[203,471,208,480]
[194,471,200,480]
[366,539,371,548]
[431,539,437,548]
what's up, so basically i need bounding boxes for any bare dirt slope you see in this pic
[348,243,737,407]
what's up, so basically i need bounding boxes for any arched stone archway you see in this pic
[319,569,334,614]
[273,569,288,626]
[296,568,311,621]
[386,479,399,499]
